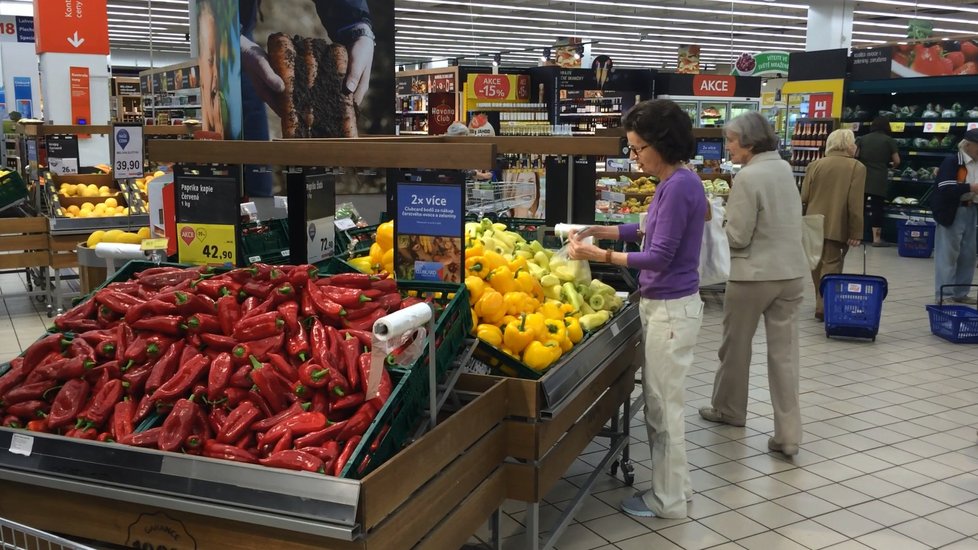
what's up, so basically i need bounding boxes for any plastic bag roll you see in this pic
[554,223,594,245]
[93,242,146,260]
[372,302,433,342]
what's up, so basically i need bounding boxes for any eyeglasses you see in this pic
[623,144,650,156]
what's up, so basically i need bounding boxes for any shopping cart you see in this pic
[0,516,97,550]
[820,245,888,341]
[926,285,978,344]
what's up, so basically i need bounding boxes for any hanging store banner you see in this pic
[0,16,34,43]
[392,169,464,283]
[33,0,109,54]
[731,51,790,77]
[465,74,531,102]
[851,39,978,80]
[677,45,701,74]
[809,93,834,119]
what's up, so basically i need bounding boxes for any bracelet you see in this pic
[605,249,613,263]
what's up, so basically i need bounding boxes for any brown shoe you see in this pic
[814,311,824,322]
[768,437,799,457]
[698,407,746,427]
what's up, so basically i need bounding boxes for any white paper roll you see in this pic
[94,242,146,260]
[372,302,433,342]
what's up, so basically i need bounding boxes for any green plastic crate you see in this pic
[241,218,290,265]
[334,223,378,258]
[0,170,28,211]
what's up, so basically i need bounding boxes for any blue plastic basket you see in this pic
[926,302,978,344]
[820,274,888,341]
[896,219,936,258]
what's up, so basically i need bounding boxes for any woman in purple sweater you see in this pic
[569,99,706,519]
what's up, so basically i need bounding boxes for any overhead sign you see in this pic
[0,16,34,43]
[732,51,790,77]
[34,0,110,55]
[809,93,834,119]
[465,74,530,102]
[112,124,144,180]
[693,75,736,97]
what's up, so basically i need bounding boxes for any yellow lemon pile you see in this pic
[86,227,151,247]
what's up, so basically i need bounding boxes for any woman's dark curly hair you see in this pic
[622,99,695,164]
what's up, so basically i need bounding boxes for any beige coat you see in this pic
[800,151,866,242]
[724,151,809,281]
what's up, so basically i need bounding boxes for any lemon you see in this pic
[94,204,107,215]
[81,202,95,211]
[98,186,111,196]
[153,170,165,178]
[79,187,96,198]
[104,197,118,208]
[64,184,76,196]
[86,230,106,248]
[67,205,80,215]
[120,207,129,215]
[103,229,124,243]
[77,210,92,218]
[137,227,151,239]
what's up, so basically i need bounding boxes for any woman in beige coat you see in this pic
[698,112,808,457]
[801,129,866,321]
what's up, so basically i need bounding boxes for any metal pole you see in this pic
[428,304,437,430]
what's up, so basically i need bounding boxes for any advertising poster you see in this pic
[69,67,91,125]
[427,92,456,135]
[677,45,701,74]
[194,0,242,140]
[393,170,464,283]
[731,51,790,77]
[13,77,32,118]
[851,39,978,80]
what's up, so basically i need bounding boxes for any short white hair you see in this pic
[825,129,856,154]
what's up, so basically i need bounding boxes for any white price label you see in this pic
[610,322,620,337]
[307,216,335,263]
[48,157,78,175]
[9,433,33,456]
[601,191,626,203]
[334,217,357,231]
[969,123,978,131]
[112,124,144,180]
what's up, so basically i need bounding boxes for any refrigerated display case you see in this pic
[662,98,760,128]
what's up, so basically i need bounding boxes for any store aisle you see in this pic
[466,246,978,550]
[0,249,976,550]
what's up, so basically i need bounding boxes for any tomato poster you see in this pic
[851,39,978,80]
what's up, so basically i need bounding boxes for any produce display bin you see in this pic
[241,218,291,265]
[335,223,378,258]
[0,170,28,213]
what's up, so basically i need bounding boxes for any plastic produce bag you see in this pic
[699,197,730,286]
[551,243,592,286]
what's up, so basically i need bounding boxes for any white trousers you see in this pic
[638,293,703,518]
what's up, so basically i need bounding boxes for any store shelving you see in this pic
[557,95,623,136]
[395,67,460,136]
[788,118,834,187]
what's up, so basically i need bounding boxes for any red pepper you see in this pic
[286,319,310,362]
[267,353,299,382]
[242,280,274,299]
[0,359,26,396]
[159,396,199,452]
[310,319,332,367]
[305,284,346,319]
[202,440,259,464]
[23,334,67,372]
[132,315,184,337]
[334,435,362,476]
[120,364,151,397]
[53,298,98,332]
[111,399,135,441]
[342,308,386,332]
[124,299,176,325]
[218,401,262,443]
[249,357,289,413]
[311,389,329,414]
[291,380,310,400]
[216,295,240,336]
[184,434,204,454]
[369,355,393,402]
[400,296,425,309]
[133,394,154,424]
[294,420,346,448]
[325,325,343,359]
[85,360,121,386]
[1,380,57,406]
[278,302,300,334]
[151,354,209,403]
[77,329,116,347]
[333,392,365,410]
[323,272,377,290]
[298,361,332,389]
[94,340,116,358]
[223,387,250,409]
[6,400,49,419]
[321,285,372,308]
[115,324,132,362]
[144,340,185,396]
[138,269,200,289]
[27,418,50,432]
[270,283,296,307]
[47,379,91,429]
[298,442,339,465]
[229,365,253,388]
[246,390,274,419]
[207,352,234,401]
[338,401,379,441]
[246,333,285,361]
[289,264,318,289]
[272,429,294,455]
[259,449,324,473]
[240,296,260,316]
[200,333,237,351]
[341,335,361,390]
[193,277,238,300]
[2,415,22,428]
[77,378,125,429]
[186,313,221,334]
[370,425,391,452]
[95,289,144,315]
[328,374,352,398]
[123,334,172,367]
[375,292,402,312]
[341,329,372,348]
[232,312,285,341]
[209,407,228,434]
[118,426,161,447]
[260,411,328,452]
[67,426,98,440]
[300,287,316,317]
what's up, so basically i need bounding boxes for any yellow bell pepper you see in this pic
[476,324,504,348]
[503,291,531,316]
[346,256,374,274]
[475,290,505,324]
[487,266,517,295]
[470,308,479,335]
[543,318,567,345]
[376,221,394,251]
[503,314,535,353]
[499,315,518,331]
[466,240,485,258]
[540,302,565,321]
[523,340,561,371]
[465,275,486,305]
[482,250,508,272]
[565,317,584,344]
[466,256,491,279]
[508,255,528,273]
[523,312,546,340]
[368,242,384,267]
[381,248,394,277]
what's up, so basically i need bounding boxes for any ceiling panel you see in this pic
[9,0,978,69]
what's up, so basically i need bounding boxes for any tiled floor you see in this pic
[465,247,978,550]
[1,252,976,550]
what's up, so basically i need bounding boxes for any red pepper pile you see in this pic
[0,263,434,476]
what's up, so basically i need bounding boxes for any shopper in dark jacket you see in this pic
[932,129,978,304]
[856,116,900,246]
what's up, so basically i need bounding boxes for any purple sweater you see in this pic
[618,167,705,300]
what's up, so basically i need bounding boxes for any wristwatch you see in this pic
[340,23,375,45]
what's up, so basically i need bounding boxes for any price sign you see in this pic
[287,170,336,264]
[140,238,168,251]
[112,124,143,179]
[924,122,951,133]
[889,122,906,133]
[175,169,240,266]
[968,122,978,131]
[46,135,79,175]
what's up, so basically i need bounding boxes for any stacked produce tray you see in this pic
[0,169,28,213]
[335,223,378,258]
[241,218,290,265]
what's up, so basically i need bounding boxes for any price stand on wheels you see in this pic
[287,167,337,264]
[392,168,465,282]
[174,165,240,266]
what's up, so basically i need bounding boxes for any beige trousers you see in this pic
[812,239,849,315]
[713,278,804,448]
[638,293,703,519]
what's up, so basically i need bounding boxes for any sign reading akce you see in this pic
[693,75,736,97]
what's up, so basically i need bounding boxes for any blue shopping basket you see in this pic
[820,246,888,341]
[926,285,978,344]
[896,219,936,258]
